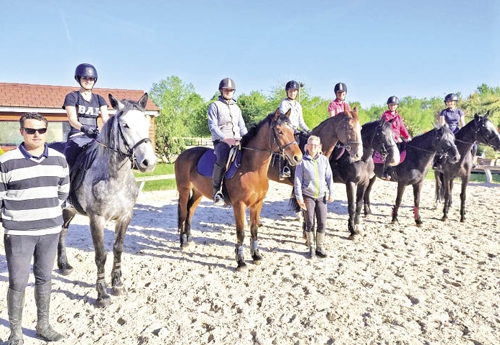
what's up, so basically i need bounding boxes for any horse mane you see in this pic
[240,111,289,147]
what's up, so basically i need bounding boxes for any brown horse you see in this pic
[267,108,363,185]
[175,108,302,270]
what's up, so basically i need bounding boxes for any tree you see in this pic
[237,91,272,126]
[149,76,205,162]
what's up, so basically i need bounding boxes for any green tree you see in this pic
[149,76,204,162]
[237,91,272,126]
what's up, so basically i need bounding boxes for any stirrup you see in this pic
[279,166,291,180]
[213,192,225,206]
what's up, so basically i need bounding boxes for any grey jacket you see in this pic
[294,152,334,200]
[208,96,248,141]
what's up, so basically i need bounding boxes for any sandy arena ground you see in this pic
[0,179,499,345]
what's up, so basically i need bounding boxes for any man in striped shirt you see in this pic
[0,112,69,343]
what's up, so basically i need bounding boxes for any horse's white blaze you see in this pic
[121,109,157,172]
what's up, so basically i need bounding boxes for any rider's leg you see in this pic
[212,141,231,206]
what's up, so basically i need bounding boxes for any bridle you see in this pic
[366,122,397,159]
[335,115,362,153]
[96,109,151,162]
[242,117,297,156]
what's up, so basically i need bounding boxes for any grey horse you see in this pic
[56,93,157,307]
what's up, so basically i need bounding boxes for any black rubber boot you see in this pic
[212,164,226,206]
[7,288,25,345]
[35,282,64,342]
[315,232,327,258]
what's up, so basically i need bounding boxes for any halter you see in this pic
[366,122,397,159]
[242,117,297,155]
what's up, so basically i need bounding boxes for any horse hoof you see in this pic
[236,262,247,271]
[441,216,447,222]
[96,296,111,308]
[252,254,263,264]
[112,286,124,296]
[347,234,359,241]
[59,266,73,276]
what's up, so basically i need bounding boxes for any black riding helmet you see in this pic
[219,78,236,91]
[444,93,458,103]
[334,82,347,93]
[285,80,300,91]
[74,63,98,84]
[387,96,400,105]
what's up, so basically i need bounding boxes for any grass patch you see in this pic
[134,163,176,191]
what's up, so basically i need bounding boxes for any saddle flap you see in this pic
[197,148,242,179]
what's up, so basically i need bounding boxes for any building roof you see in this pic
[0,82,159,112]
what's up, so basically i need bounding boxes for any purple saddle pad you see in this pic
[373,150,407,164]
[197,149,241,179]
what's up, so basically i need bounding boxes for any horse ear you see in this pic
[474,113,480,122]
[109,94,125,111]
[138,93,149,109]
[485,110,490,118]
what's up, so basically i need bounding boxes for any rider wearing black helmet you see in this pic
[62,63,109,170]
[380,96,411,180]
[328,82,351,117]
[433,93,467,171]
[208,78,248,206]
[278,80,310,180]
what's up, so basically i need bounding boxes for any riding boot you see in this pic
[212,164,226,206]
[279,157,291,180]
[35,282,64,342]
[305,232,315,259]
[7,288,25,345]
[315,232,327,258]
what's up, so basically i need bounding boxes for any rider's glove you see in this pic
[81,125,99,139]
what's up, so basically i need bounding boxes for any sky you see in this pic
[1,0,499,108]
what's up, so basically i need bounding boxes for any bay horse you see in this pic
[435,112,500,222]
[267,108,364,184]
[55,93,157,307]
[330,119,400,239]
[175,108,302,270]
[364,125,460,226]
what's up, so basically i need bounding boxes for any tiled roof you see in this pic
[0,82,159,111]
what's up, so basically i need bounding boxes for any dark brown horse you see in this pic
[435,112,500,222]
[330,119,400,239]
[364,125,460,226]
[175,108,302,270]
[267,108,364,185]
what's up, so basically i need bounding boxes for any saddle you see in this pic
[197,146,242,179]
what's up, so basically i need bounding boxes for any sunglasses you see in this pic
[23,127,47,135]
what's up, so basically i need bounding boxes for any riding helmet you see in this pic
[219,78,236,91]
[74,63,98,84]
[334,82,347,93]
[387,96,400,105]
[444,93,458,103]
[285,80,300,91]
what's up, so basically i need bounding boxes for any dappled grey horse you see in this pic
[55,93,157,307]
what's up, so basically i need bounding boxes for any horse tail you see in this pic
[288,188,301,213]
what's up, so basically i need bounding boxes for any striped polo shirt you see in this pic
[0,143,70,235]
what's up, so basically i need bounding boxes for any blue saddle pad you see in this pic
[197,148,241,179]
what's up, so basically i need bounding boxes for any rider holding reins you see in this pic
[62,63,109,170]
[208,78,248,206]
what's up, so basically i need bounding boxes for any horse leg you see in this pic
[364,176,376,217]
[346,182,358,240]
[111,216,132,296]
[442,176,451,221]
[412,182,424,226]
[434,172,443,209]
[57,207,77,275]
[391,183,406,224]
[183,189,203,248]
[249,201,264,264]
[354,183,367,233]
[89,216,110,307]
[459,176,469,222]
[233,203,247,271]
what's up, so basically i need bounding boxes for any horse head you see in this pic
[473,111,500,150]
[339,107,363,161]
[435,125,460,164]
[106,93,157,172]
[372,118,400,166]
[272,108,303,166]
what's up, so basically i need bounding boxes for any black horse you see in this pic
[435,112,500,222]
[329,119,400,239]
[364,125,460,226]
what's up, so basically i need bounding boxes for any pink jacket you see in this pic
[328,99,351,117]
[381,110,410,141]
